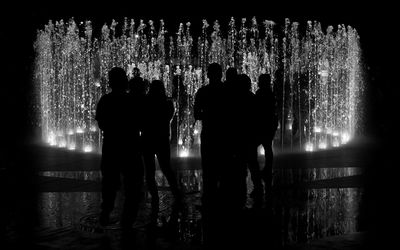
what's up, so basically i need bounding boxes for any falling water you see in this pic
[34,17,363,155]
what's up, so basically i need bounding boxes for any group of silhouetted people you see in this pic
[193,63,277,248]
[95,67,183,248]
[95,63,277,248]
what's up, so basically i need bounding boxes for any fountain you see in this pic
[34,17,363,156]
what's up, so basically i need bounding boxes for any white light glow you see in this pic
[48,132,56,146]
[179,149,189,158]
[341,132,351,144]
[305,142,314,152]
[178,138,183,145]
[76,128,84,134]
[258,145,265,156]
[83,145,93,153]
[319,69,329,77]
[318,141,327,149]
[314,126,322,133]
[90,126,97,132]
[58,140,67,148]
[332,139,340,147]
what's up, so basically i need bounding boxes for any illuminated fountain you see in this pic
[34,17,363,155]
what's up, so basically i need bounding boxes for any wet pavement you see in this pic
[1,137,379,249]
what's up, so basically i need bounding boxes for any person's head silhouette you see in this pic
[207,63,222,84]
[148,80,167,99]
[133,67,141,78]
[226,67,237,83]
[108,67,128,93]
[239,74,252,92]
[258,73,272,90]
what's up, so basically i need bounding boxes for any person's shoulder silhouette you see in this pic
[95,67,136,143]
[194,63,224,122]
[143,80,174,137]
[256,73,276,108]
[256,73,278,139]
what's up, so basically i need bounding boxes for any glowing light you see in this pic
[178,138,183,145]
[341,132,351,144]
[94,81,100,87]
[68,144,76,150]
[47,132,56,146]
[318,69,329,77]
[179,148,189,158]
[314,126,322,133]
[305,142,314,152]
[76,128,84,134]
[67,130,74,135]
[58,140,67,148]
[332,139,340,147]
[194,129,199,135]
[90,126,97,132]
[258,145,265,156]
[318,141,327,149]
[83,145,93,153]
[332,131,339,137]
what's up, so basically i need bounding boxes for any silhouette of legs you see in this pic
[220,152,247,209]
[156,140,182,206]
[120,154,144,229]
[262,141,274,201]
[200,140,222,247]
[143,149,159,221]
[100,157,121,226]
[247,145,264,204]
[144,138,183,223]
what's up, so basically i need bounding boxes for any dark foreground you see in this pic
[1,137,383,249]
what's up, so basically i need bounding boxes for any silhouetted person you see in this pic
[129,70,147,96]
[223,71,255,208]
[128,71,147,156]
[95,67,144,235]
[255,74,278,202]
[236,74,263,206]
[194,63,228,247]
[142,80,183,223]
[129,67,149,96]
[224,67,238,88]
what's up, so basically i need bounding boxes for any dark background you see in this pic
[0,1,397,249]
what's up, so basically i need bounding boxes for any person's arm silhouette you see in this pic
[167,99,175,122]
[95,96,107,131]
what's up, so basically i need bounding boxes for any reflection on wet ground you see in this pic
[2,139,376,249]
[34,167,363,249]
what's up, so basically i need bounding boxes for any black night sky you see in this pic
[1,1,398,248]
